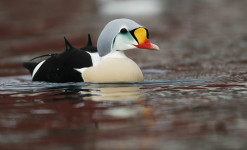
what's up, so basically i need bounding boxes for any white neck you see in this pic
[103,51,128,59]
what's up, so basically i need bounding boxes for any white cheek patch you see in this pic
[112,33,138,51]
[32,60,46,79]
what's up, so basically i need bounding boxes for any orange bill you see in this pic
[133,28,159,50]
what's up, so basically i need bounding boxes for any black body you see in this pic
[23,35,97,83]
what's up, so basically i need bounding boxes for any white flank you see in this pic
[32,60,46,79]
[87,52,101,66]
[75,68,88,75]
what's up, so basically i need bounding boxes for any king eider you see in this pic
[23,18,159,83]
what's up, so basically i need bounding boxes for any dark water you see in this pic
[1,0,247,149]
[0,74,247,150]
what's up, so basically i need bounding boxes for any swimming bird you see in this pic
[23,18,159,83]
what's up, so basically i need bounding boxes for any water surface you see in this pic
[0,74,247,150]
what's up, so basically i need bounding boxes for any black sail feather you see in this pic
[81,34,98,53]
[64,37,74,51]
[87,34,93,46]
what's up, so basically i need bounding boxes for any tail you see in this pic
[23,53,56,75]
[23,62,38,75]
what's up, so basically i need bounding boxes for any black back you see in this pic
[23,35,98,83]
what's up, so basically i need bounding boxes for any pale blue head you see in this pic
[97,18,159,57]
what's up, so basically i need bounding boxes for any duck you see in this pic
[23,18,159,83]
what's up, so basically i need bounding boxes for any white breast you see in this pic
[82,57,144,83]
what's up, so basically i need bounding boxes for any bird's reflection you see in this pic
[78,85,142,101]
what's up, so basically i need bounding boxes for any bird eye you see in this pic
[120,28,128,33]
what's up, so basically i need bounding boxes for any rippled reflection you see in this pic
[80,85,141,101]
